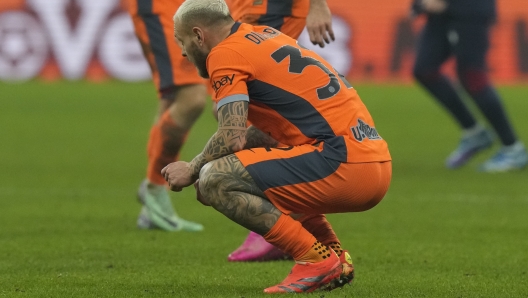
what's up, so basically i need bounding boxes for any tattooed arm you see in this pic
[188,100,249,181]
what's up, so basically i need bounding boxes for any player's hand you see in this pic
[194,179,211,206]
[306,0,334,48]
[420,0,447,14]
[161,161,194,192]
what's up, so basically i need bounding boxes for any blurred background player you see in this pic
[164,0,391,291]
[411,0,527,172]
[228,0,334,46]
[126,0,206,232]
[223,0,337,262]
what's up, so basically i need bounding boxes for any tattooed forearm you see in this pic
[188,101,249,179]
[244,126,279,149]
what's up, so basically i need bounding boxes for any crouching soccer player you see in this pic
[163,0,392,293]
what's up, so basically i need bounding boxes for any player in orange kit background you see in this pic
[126,0,205,232]
[227,0,335,46]
[162,0,391,292]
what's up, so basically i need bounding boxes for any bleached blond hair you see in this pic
[173,0,232,29]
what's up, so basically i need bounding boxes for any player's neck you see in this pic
[207,21,235,48]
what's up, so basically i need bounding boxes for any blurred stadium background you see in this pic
[1,0,527,83]
[1,0,527,297]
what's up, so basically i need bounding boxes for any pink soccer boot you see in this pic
[228,231,291,262]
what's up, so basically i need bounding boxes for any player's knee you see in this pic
[167,84,207,128]
[181,85,207,113]
[198,160,231,207]
[457,67,490,95]
[198,163,214,193]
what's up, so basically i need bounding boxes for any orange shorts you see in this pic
[237,14,306,39]
[127,0,204,99]
[235,144,392,215]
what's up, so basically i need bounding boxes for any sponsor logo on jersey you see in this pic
[212,74,235,92]
[351,119,382,142]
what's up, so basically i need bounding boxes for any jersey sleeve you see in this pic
[207,47,253,110]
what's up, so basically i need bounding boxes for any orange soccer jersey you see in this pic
[209,22,391,164]
[207,23,392,215]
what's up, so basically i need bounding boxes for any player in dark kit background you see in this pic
[411,0,527,172]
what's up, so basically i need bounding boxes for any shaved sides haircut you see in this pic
[174,0,232,30]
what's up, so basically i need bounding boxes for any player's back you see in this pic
[208,23,391,164]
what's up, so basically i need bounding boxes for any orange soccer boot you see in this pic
[263,252,341,293]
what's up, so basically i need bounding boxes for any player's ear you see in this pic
[192,27,204,45]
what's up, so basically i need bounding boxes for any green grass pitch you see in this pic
[1,81,527,297]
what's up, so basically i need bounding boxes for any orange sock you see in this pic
[263,214,319,261]
[299,214,343,256]
[297,241,334,263]
[327,242,343,257]
[146,111,188,185]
